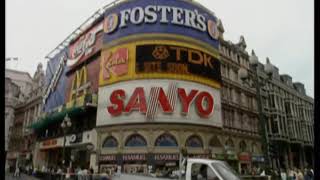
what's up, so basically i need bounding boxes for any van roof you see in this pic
[187,158,224,164]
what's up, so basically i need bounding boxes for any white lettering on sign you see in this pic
[155,154,179,161]
[122,154,146,161]
[43,52,68,105]
[104,5,218,39]
[96,80,223,128]
[100,155,116,161]
[67,23,103,67]
[107,83,215,119]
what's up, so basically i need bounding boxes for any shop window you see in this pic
[239,141,247,152]
[125,134,147,147]
[155,133,178,147]
[186,135,203,148]
[209,136,222,148]
[102,136,118,148]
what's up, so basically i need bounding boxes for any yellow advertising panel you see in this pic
[99,40,221,89]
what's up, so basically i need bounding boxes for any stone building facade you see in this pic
[260,65,314,169]
[217,22,264,174]
[5,69,33,169]
[6,64,45,169]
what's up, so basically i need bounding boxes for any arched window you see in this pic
[155,133,178,147]
[251,142,258,153]
[125,134,147,147]
[102,136,118,148]
[239,140,247,152]
[186,135,203,148]
[225,138,234,150]
[209,136,222,148]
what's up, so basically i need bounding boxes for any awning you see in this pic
[28,106,85,130]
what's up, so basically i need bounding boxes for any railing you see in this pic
[44,0,126,61]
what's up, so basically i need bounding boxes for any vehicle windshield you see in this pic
[211,162,242,180]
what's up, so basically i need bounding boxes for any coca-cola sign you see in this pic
[68,22,103,67]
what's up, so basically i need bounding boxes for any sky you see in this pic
[5,0,314,97]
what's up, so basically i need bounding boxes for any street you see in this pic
[5,173,39,180]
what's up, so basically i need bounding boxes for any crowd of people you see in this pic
[248,166,314,180]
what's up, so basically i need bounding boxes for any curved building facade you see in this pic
[29,0,277,175]
[95,0,224,173]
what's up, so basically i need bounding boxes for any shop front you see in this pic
[153,153,179,173]
[122,154,148,174]
[36,130,96,169]
[99,154,119,173]
[251,154,265,170]
[238,152,251,175]
[213,153,239,172]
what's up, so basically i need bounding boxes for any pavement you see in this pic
[5,172,40,180]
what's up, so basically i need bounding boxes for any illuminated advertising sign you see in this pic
[99,40,221,89]
[44,48,69,112]
[68,22,103,67]
[103,0,219,49]
[65,57,100,101]
[97,80,222,127]
[136,44,221,84]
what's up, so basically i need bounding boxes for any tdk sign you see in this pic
[103,0,219,49]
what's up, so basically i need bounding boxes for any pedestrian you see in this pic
[304,167,314,180]
[280,168,287,180]
[14,166,20,177]
[297,169,304,180]
[77,167,83,180]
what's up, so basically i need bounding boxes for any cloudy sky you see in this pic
[6,0,314,97]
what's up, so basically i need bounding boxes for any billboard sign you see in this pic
[65,57,100,102]
[136,44,221,84]
[103,0,219,49]
[99,40,221,89]
[67,22,103,67]
[97,79,222,127]
[43,48,69,112]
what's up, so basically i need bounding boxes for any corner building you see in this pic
[95,0,263,174]
[32,0,265,174]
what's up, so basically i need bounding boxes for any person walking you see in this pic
[297,169,304,180]
[14,166,20,177]
[280,169,287,180]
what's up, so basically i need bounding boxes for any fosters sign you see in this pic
[96,80,222,127]
[103,0,219,48]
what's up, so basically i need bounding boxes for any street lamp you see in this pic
[61,114,72,167]
[238,50,274,170]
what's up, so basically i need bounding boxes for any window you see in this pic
[225,138,234,150]
[239,141,247,152]
[209,136,222,148]
[251,143,258,153]
[191,163,219,180]
[186,135,203,148]
[155,133,178,147]
[125,134,147,147]
[102,136,118,148]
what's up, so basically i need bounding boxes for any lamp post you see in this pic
[61,114,72,167]
[238,50,274,170]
